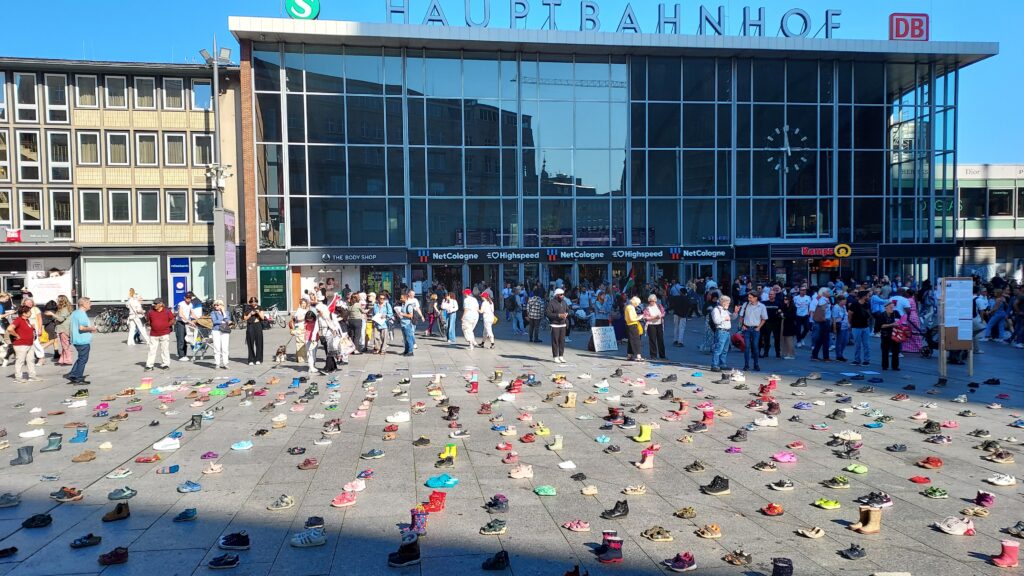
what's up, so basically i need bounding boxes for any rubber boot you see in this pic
[10,446,33,466]
[185,415,203,431]
[467,382,479,394]
[771,557,794,576]
[443,406,460,421]
[702,410,715,426]
[848,505,870,531]
[388,532,422,567]
[488,371,503,383]
[634,449,654,469]
[559,393,577,408]
[546,435,563,451]
[290,377,301,389]
[409,506,428,537]
[632,424,652,443]
[422,490,446,512]
[992,540,1020,568]
[40,432,63,453]
[854,506,882,534]
[506,381,522,394]
[436,443,457,460]
[594,530,618,555]
[597,537,623,563]
[676,400,689,413]
[68,427,88,444]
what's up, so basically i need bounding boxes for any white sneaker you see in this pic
[153,437,180,451]
[18,429,44,438]
[557,460,576,469]
[987,474,1016,486]
[605,395,621,402]
[385,411,411,423]
[578,373,592,379]
[754,415,778,427]
[271,414,288,422]
[314,436,332,446]
[179,356,191,362]
[642,387,660,396]
[256,361,262,365]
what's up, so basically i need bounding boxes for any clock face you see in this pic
[764,125,810,173]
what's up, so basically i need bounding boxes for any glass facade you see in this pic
[252,44,957,255]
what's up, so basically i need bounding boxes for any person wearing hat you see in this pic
[480,292,497,349]
[462,288,481,349]
[878,300,903,371]
[144,298,176,371]
[546,288,570,362]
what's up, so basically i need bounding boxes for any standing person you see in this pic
[480,293,497,349]
[126,288,146,346]
[175,292,195,361]
[779,294,797,360]
[1011,288,1024,349]
[809,288,833,362]
[792,286,811,347]
[870,287,887,336]
[346,293,365,353]
[878,301,903,371]
[509,287,525,335]
[302,310,320,374]
[40,300,59,361]
[738,292,767,371]
[243,297,265,365]
[209,300,230,369]
[594,291,612,328]
[461,289,481,350]
[397,293,417,357]
[425,293,439,337]
[7,306,40,382]
[848,291,872,366]
[502,282,513,321]
[624,296,643,361]
[67,298,97,384]
[546,288,570,363]
[23,298,46,368]
[52,295,74,365]
[831,294,850,362]
[982,288,1009,342]
[710,295,734,372]
[441,292,459,344]
[371,293,393,354]
[642,294,667,360]
[290,299,311,360]
[143,298,175,371]
[668,289,690,347]
[526,290,544,343]
[760,286,783,359]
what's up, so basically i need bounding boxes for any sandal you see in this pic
[797,526,825,539]
[695,524,721,539]
[641,526,673,542]
[723,549,752,566]
[962,506,990,517]
[581,485,598,496]
[674,507,696,519]
[623,484,647,495]
[267,494,295,510]
[561,519,591,532]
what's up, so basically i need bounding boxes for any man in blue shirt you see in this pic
[397,292,416,357]
[68,297,97,384]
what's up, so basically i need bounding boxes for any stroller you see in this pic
[188,316,214,360]
[902,317,938,359]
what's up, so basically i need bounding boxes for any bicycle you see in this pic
[264,303,289,328]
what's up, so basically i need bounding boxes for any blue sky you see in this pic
[0,0,1018,163]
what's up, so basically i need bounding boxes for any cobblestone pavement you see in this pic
[0,320,1021,576]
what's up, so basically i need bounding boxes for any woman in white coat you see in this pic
[480,292,496,349]
[461,289,480,349]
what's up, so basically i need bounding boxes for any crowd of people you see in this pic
[1,291,96,384]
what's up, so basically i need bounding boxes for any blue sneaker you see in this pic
[360,448,385,459]
[491,425,507,432]
[290,378,301,388]
[836,396,853,404]
[425,474,459,488]
[228,378,240,384]
[169,431,183,439]
[595,435,611,443]
[177,480,202,493]
[231,440,253,450]
[595,387,609,393]
[691,372,703,378]
[864,422,884,429]
[173,508,198,522]
[326,382,340,389]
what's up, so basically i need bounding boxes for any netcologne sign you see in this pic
[413,246,733,263]
[386,0,843,38]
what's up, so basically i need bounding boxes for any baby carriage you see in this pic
[902,317,938,359]
[188,316,214,360]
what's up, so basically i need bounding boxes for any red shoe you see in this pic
[496,442,513,451]
[787,441,806,450]
[383,424,399,433]
[421,490,446,512]
[135,454,161,463]
[909,476,931,484]
[502,452,519,464]
[520,433,536,443]
[761,502,784,516]
[917,456,943,469]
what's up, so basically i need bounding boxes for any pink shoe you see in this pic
[517,413,532,421]
[94,402,110,411]
[502,451,519,464]
[772,451,798,463]
[496,442,513,451]
[661,412,682,422]
[331,491,357,507]
[696,402,714,410]
[201,451,219,459]
[343,479,367,492]
[975,490,995,508]
[351,410,367,418]
[633,378,647,387]
[941,420,959,429]
[126,406,143,412]
[562,519,591,532]
[290,405,306,412]
[910,411,928,420]
[254,389,268,397]
[190,401,205,407]
[725,446,742,454]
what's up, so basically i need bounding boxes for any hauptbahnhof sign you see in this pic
[386,1,844,38]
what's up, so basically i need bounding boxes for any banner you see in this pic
[591,326,618,352]
[26,270,73,304]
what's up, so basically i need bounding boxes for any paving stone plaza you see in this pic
[1,322,1022,576]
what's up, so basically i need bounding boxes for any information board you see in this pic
[591,326,618,353]
[940,277,974,351]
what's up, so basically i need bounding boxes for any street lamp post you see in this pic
[199,37,236,305]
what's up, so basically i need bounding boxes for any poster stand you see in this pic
[938,277,974,378]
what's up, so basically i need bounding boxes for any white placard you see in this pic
[957,319,973,340]
[591,326,618,352]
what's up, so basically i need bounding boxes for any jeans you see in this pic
[711,329,730,368]
[69,343,90,380]
[985,310,1008,340]
[174,322,188,358]
[742,327,760,369]
[811,321,830,360]
[401,323,415,354]
[528,319,541,342]
[834,327,849,360]
[796,315,810,342]
[550,326,566,358]
[673,315,686,344]
[146,334,170,368]
[851,327,871,364]
[446,313,457,343]
[512,312,524,333]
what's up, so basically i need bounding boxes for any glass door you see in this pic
[468,264,499,292]
[430,265,463,294]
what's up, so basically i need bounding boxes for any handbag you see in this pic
[492,316,498,325]
[891,324,910,344]
[218,323,232,334]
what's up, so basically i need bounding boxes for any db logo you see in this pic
[889,13,929,41]
[834,244,852,258]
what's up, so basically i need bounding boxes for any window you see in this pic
[50,190,72,239]
[163,78,184,110]
[192,134,213,166]
[14,72,38,122]
[107,132,129,165]
[135,133,158,166]
[47,131,72,182]
[44,74,69,123]
[0,189,10,226]
[0,71,6,121]
[105,76,127,108]
[79,189,102,223]
[19,190,42,230]
[16,130,41,181]
[137,190,159,222]
[164,133,186,166]
[989,189,1012,216]
[959,187,985,219]
[75,75,98,108]
[166,190,188,222]
[192,79,212,110]
[134,77,156,109]
[77,131,100,165]
[194,191,215,222]
[109,190,131,222]
[0,130,8,181]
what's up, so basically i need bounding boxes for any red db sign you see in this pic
[889,13,929,41]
